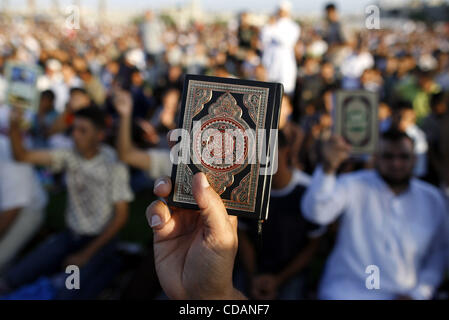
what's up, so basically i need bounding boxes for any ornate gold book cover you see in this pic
[168,74,283,220]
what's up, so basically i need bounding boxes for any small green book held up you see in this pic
[334,90,379,155]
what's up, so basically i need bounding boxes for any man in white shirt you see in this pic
[302,129,448,300]
[0,106,48,273]
[261,1,300,96]
[340,43,375,90]
[0,159,47,273]
[141,10,165,63]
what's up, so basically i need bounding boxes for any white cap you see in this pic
[46,59,62,71]
[419,54,438,71]
[279,0,292,12]
[125,49,146,70]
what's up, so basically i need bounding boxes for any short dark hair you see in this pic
[380,128,414,146]
[431,91,446,108]
[41,89,55,101]
[394,100,413,111]
[70,87,88,96]
[74,106,106,130]
[325,3,336,11]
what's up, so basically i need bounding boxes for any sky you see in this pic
[9,0,382,15]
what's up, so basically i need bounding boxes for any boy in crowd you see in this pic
[0,106,133,299]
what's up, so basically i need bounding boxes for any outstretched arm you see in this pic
[9,108,52,166]
[114,90,151,171]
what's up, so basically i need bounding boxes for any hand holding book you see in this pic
[169,75,283,221]
[147,173,246,300]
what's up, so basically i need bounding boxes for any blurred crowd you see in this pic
[0,1,448,300]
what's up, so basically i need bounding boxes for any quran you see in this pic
[334,90,379,155]
[169,74,283,220]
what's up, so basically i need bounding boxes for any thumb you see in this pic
[192,172,229,232]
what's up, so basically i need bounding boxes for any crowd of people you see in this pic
[0,1,448,299]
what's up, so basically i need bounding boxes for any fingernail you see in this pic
[150,214,162,228]
[154,179,166,190]
[199,173,209,189]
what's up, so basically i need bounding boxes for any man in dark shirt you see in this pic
[324,3,345,47]
[237,131,324,299]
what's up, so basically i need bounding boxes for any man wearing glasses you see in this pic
[302,129,449,300]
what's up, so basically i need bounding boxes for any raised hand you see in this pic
[113,89,133,118]
[322,135,352,173]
